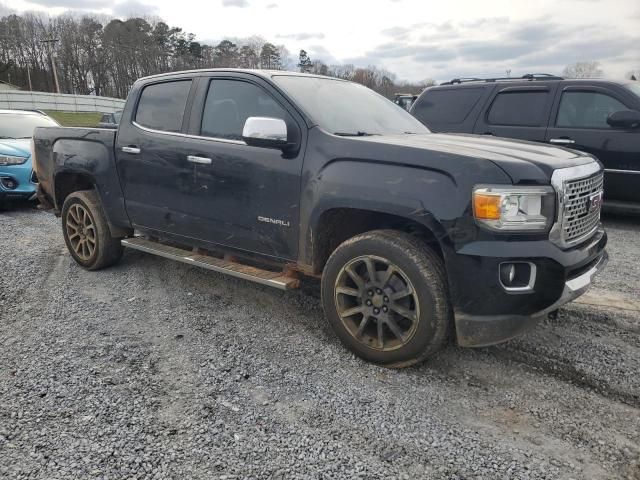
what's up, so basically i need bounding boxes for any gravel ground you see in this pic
[1,205,639,480]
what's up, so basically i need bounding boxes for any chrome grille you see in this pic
[562,172,603,245]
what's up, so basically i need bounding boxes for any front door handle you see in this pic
[122,146,141,154]
[549,138,575,145]
[187,155,213,165]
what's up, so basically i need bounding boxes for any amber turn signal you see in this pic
[473,193,501,220]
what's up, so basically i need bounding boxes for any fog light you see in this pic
[499,262,536,292]
[0,177,18,190]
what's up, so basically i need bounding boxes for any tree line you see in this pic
[0,13,430,100]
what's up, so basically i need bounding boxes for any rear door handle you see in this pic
[187,155,212,165]
[122,146,141,154]
[549,138,575,145]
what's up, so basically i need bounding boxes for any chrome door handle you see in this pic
[187,155,212,165]
[549,138,575,145]
[122,146,141,154]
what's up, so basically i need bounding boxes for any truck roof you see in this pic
[136,68,349,84]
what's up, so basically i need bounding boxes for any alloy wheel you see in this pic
[66,203,97,261]
[334,255,420,351]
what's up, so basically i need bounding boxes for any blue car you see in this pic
[0,110,59,206]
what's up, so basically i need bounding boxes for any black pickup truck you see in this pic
[33,69,608,367]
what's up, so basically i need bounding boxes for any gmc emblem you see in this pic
[587,191,603,213]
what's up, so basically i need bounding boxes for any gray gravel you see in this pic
[1,205,639,480]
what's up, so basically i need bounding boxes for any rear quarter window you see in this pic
[135,80,192,133]
[412,87,484,125]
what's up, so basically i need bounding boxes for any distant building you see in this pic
[0,80,20,91]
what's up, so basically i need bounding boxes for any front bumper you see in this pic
[448,227,608,347]
[0,160,37,201]
[455,249,607,347]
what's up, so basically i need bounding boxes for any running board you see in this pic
[121,237,300,290]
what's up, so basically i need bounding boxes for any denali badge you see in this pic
[258,216,291,227]
[586,191,603,213]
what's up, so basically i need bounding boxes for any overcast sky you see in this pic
[1,0,638,82]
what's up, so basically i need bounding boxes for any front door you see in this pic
[179,75,306,260]
[546,85,640,203]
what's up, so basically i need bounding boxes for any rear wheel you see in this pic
[321,230,451,367]
[61,190,123,270]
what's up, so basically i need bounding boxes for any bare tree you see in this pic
[0,11,434,99]
[562,61,604,79]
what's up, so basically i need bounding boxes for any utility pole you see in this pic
[41,38,60,93]
[26,64,33,91]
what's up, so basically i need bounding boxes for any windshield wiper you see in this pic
[333,131,379,137]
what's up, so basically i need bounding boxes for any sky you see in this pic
[1,0,638,82]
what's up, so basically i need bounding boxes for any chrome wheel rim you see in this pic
[66,204,96,261]
[334,255,420,351]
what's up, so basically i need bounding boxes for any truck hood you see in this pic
[0,138,31,158]
[358,132,596,182]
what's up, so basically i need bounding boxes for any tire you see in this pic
[321,229,451,368]
[61,190,123,270]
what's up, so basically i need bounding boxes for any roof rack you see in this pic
[440,73,564,85]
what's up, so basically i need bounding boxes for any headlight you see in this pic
[0,155,28,166]
[473,185,555,232]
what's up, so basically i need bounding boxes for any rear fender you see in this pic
[51,135,131,234]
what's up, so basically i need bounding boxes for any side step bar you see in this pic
[121,237,300,290]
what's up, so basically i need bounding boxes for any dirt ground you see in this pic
[1,206,639,479]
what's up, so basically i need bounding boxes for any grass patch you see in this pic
[44,111,102,127]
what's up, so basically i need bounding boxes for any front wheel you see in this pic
[61,190,123,270]
[321,230,451,368]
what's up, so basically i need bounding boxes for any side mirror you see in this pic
[242,117,290,149]
[606,110,640,129]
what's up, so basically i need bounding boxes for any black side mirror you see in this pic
[606,110,640,129]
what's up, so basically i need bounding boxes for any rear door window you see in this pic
[556,91,628,128]
[135,80,192,133]
[412,88,484,124]
[200,79,289,140]
[487,90,549,126]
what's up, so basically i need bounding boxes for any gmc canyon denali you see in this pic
[33,69,608,367]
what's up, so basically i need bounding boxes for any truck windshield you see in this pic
[272,75,430,136]
[625,82,640,98]
[0,113,58,139]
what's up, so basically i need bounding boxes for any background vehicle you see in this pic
[0,109,59,207]
[97,110,122,129]
[410,75,640,213]
[33,69,607,367]
[393,93,418,111]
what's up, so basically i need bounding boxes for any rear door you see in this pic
[115,77,197,234]
[545,84,640,203]
[473,85,557,141]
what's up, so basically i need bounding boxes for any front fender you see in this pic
[300,160,462,266]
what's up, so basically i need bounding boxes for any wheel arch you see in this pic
[309,206,449,275]
[54,171,132,238]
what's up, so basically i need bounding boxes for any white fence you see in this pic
[0,91,125,113]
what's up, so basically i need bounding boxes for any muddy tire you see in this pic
[61,190,123,271]
[321,229,451,368]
